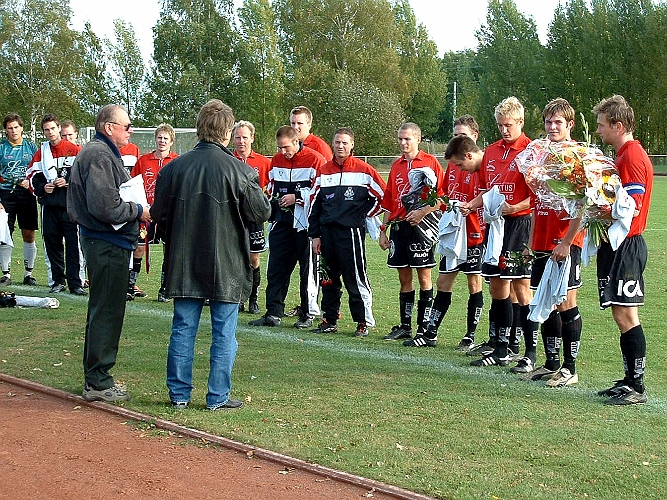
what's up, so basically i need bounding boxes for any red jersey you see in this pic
[445,162,485,247]
[119,142,140,174]
[530,194,585,251]
[234,150,270,189]
[131,151,179,205]
[615,140,653,237]
[479,133,532,217]
[381,150,446,220]
[303,133,333,161]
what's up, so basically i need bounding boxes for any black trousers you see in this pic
[320,224,374,326]
[265,222,316,317]
[80,236,131,390]
[42,205,82,290]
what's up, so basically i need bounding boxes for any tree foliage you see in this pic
[109,20,145,118]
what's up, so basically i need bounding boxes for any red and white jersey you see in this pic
[615,139,653,237]
[234,150,270,189]
[479,133,532,217]
[381,150,446,221]
[445,161,485,247]
[131,151,178,205]
[119,142,140,174]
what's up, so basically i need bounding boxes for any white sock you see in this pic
[23,241,37,275]
[0,244,12,274]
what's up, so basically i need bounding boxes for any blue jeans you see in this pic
[167,298,239,408]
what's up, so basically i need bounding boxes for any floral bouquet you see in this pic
[515,139,621,245]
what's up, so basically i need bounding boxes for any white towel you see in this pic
[581,231,598,267]
[15,296,60,309]
[437,206,467,271]
[0,209,13,247]
[366,216,382,241]
[482,186,505,265]
[528,256,570,323]
[41,142,58,182]
[608,183,636,251]
[292,187,312,232]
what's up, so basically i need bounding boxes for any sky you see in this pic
[69,0,565,62]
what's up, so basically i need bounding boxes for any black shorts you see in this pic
[387,220,436,268]
[597,236,647,309]
[248,221,266,253]
[530,245,582,290]
[0,188,38,232]
[482,214,531,279]
[440,243,484,275]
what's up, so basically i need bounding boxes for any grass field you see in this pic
[1,178,666,499]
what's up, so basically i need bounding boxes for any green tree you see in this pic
[143,0,239,127]
[475,0,545,143]
[109,19,145,119]
[236,0,285,153]
[392,0,448,138]
[0,0,93,136]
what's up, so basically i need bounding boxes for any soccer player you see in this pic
[290,106,333,161]
[461,97,535,368]
[511,98,585,387]
[405,119,485,349]
[0,113,38,286]
[233,120,270,314]
[27,114,84,295]
[379,122,446,342]
[131,124,179,302]
[308,127,386,337]
[593,95,653,405]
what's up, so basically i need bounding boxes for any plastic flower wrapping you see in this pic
[515,139,621,244]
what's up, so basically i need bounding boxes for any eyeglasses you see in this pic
[109,122,133,131]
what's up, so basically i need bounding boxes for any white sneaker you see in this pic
[546,367,579,387]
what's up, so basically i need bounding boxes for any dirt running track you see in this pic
[0,375,434,500]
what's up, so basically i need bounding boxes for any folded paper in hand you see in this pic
[112,175,148,230]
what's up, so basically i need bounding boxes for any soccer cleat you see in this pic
[311,320,338,334]
[520,364,556,381]
[455,337,475,352]
[83,384,131,402]
[508,347,522,362]
[604,385,647,405]
[23,275,38,286]
[293,315,314,329]
[248,314,282,327]
[285,305,303,317]
[466,341,493,357]
[597,379,629,397]
[70,287,87,296]
[403,334,437,347]
[132,284,147,297]
[470,353,510,367]
[545,367,579,387]
[510,357,536,374]
[0,275,11,286]
[382,325,412,341]
[158,287,171,303]
[49,283,66,293]
[354,322,369,337]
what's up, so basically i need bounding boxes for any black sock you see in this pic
[466,291,483,340]
[250,266,261,301]
[520,304,539,363]
[492,297,512,357]
[488,301,497,347]
[399,291,415,329]
[620,325,646,393]
[542,310,562,371]
[417,288,434,334]
[508,302,522,353]
[132,257,142,273]
[560,306,582,374]
[426,291,451,338]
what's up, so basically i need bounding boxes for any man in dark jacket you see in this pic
[68,105,150,403]
[151,99,271,411]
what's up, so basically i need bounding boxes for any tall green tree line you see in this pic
[2,0,667,154]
